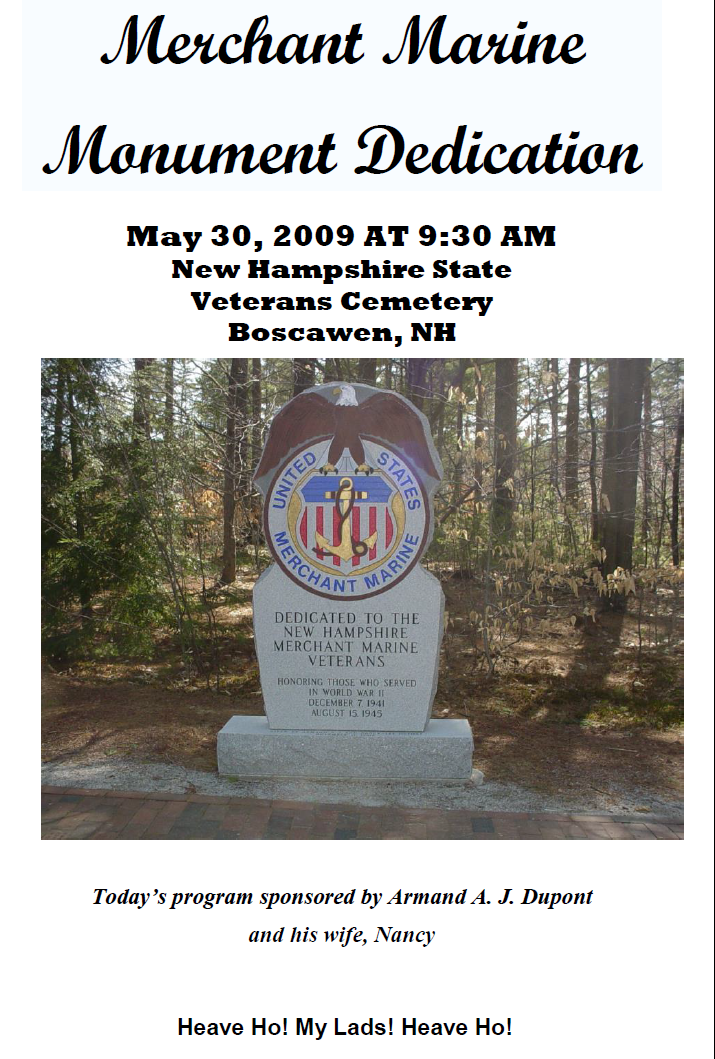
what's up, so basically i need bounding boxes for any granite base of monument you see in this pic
[217,716,476,782]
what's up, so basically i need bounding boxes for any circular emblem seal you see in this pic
[264,438,430,600]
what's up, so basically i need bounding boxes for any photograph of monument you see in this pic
[41,358,684,839]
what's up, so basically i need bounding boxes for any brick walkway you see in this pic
[41,787,683,840]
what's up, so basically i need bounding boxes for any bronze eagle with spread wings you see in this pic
[256,384,439,481]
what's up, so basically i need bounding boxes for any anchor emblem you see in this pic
[314,476,379,562]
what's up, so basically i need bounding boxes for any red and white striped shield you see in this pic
[296,493,396,569]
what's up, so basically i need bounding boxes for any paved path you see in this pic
[42,787,683,840]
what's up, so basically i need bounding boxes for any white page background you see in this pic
[7,2,714,1057]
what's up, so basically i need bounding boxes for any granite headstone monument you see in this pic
[217,381,474,780]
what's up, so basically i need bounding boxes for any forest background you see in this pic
[41,357,684,805]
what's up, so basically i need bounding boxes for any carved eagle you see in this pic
[256,384,438,481]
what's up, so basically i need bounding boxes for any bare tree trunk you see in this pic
[51,360,65,462]
[452,401,465,507]
[358,359,377,385]
[323,358,342,383]
[655,433,669,568]
[641,362,653,564]
[293,358,315,395]
[526,361,537,543]
[132,358,154,440]
[235,360,249,531]
[548,357,560,491]
[600,359,647,581]
[564,359,581,508]
[406,359,434,410]
[493,359,519,540]
[585,359,599,542]
[164,359,174,441]
[220,359,241,584]
[448,361,469,508]
[251,358,262,473]
[473,360,486,503]
[434,361,446,457]
[66,376,92,624]
[671,399,684,566]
